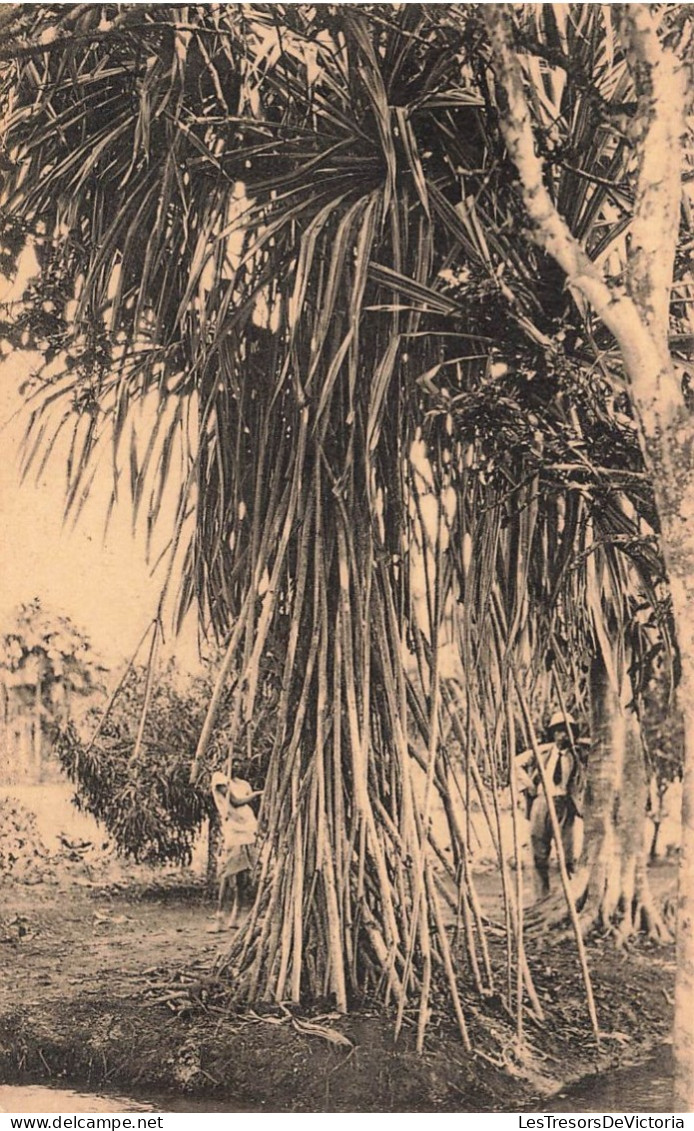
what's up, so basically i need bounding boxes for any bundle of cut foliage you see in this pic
[55,656,279,865]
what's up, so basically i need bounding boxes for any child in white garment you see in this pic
[209,767,263,930]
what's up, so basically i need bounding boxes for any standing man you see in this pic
[209,766,263,930]
[516,712,587,900]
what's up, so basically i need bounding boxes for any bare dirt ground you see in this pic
[0,864,679,1113]
[1,880,218,1009]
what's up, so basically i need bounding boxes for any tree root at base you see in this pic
[525,873,673,945]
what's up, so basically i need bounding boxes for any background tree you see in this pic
[0,598,103,781]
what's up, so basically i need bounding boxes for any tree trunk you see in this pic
[648,778,663,862]
[574,656,670,941]
[668,578,694,1111]
[33,681,43,781]
[675,706,694,1109]
[630,378,694,1112]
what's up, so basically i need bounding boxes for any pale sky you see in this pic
[0,347,201,674]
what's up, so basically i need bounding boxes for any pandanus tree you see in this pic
[0,1,691,1082]
[0,4,500,1039]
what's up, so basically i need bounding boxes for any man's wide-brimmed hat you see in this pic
[548,710,578,731]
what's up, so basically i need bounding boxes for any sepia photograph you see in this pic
[0,1,692,1116]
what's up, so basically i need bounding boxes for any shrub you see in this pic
[55,657,277,865]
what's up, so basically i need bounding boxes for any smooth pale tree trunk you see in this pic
[570,657,669,941]
[664,548,694,1109]
[620,720,654,932]
[578,656,624,925]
